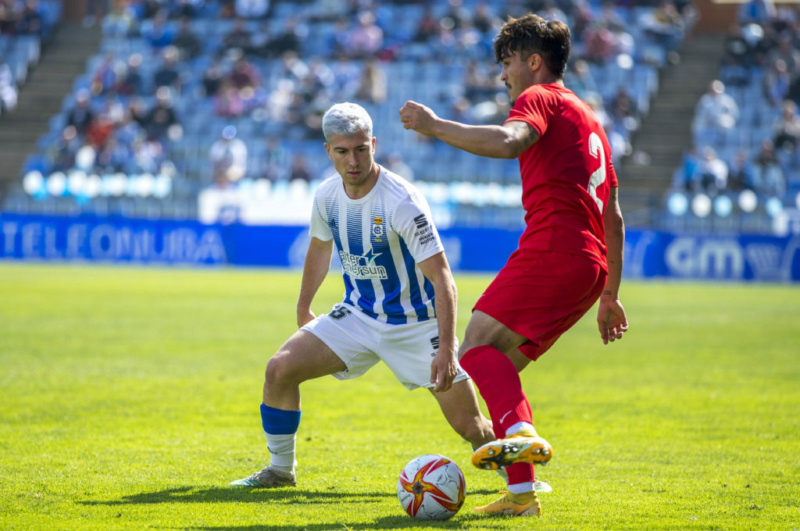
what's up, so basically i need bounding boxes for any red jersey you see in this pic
[506,83,618,268]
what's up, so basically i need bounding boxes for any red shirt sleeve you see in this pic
[505,85,556,138]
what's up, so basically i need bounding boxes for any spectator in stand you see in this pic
[385,152,415,182]
[90,52,117,96]
[564,58,599,102]
[727,149,757,191]
[142,11,175,51]
[326,18,350,58]
[116,103,145,147]
[214,80,246,117]
[0,54,18,114]
[582,21,616,64]
[722,23,757,77]
[288,153,313,182]
[171,0,204,19]
[210,125,247,185]
[330,56,360,100]
[738,0,776,24]
[144,87,180,141]
[228,54,260,91]
[85,0,108,28]
[0,1,18,35]
[153,46,183,93]
[354,60,386,104]
[473,2,498,34]
[442,0,470,31]
[102,1,139,39]
[202,56,225,97]
[752,23,779,68]
[693,146,729,195]
[96,136,133,173]
[49,125,80,172]
[464,59,498,103]
[676,145,700,192]
[346,11,383,59]
[753,139,786,196]
[570,0,595,45]
[610,87,640,133]
[642,0,685,54]
[692,80,739,145]
[173,17,201,61]
[236,0,270,19]
[86,99,118,150]
[115,53,144,96]
[763,58,791,107]
[541,0,568,24]
[413,6,439,44]
[773,100,800,153]
[18,0,43,35]
[221,18,253,55]
[767,35,800,78]
[66,89,95,136]
[259,135,290,182]
[134,135,166,174]
[262,16,304,58]
[140,0,164,20]
[128,96,149,128]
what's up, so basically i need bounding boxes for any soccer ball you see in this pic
[396,454,466,520]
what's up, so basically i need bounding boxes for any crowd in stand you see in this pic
[673,0,800,213]
[0,0,60,117]
[15,0,695,222]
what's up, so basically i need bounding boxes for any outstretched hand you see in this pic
[597,296,628,345]
[399,101,439,137]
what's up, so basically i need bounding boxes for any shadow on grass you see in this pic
[79,486,400,506]
[79,487,502,507]
[185,512,509,530]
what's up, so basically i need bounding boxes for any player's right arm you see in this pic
[597,186,628,344]
[296,236,333,328]
[399,101,538,159]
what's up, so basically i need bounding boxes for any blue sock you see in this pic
[260,404,301,472]
[260,403,301,435]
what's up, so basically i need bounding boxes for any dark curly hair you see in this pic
[493,14,571,79]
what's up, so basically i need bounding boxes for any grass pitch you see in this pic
[0,263,798,530]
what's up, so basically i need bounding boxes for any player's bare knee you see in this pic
[265,351,303,387]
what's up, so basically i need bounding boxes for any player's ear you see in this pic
[371,136,376,153]
[529,53,541,70]
[324,142,332,159]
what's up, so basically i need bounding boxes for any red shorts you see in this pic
[473,249,606,361]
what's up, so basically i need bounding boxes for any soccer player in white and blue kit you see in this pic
[230,102,495,489]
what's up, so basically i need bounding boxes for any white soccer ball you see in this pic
[396,454,466,520]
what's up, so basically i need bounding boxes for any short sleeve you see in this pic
[506,85,555,138]
[309,192,333,241]
[392,191,444,263]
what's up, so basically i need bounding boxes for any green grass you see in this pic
[0,263,798,530]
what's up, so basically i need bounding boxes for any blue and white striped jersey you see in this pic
[309,166,444,324]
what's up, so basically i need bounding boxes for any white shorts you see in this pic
[302,303,469,390]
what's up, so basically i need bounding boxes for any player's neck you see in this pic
[343,165,380,200]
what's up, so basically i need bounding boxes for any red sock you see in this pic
[460,345,534,434]
[507,463,535,486]
[461,345,536,487]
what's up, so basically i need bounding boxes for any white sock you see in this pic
[508,481,535,494]
[265,432,296,474]
[505,421,536,437]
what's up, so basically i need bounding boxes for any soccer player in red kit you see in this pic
[399,14,629,517]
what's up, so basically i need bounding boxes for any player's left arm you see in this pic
[597,186,629,345]
[418,252,458,393]
[400,100,538,159]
